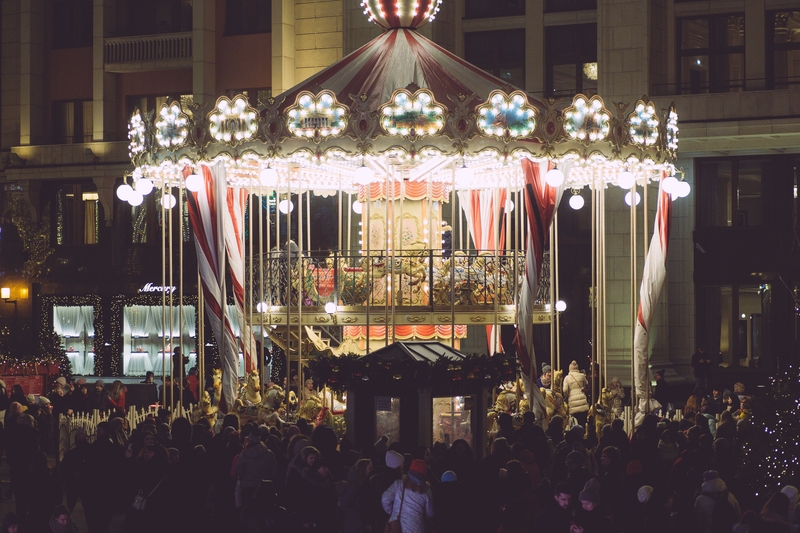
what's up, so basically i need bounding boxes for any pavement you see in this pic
[0,455,126,532]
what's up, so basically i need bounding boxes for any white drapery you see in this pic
[54,306,95,375]
[122,305,196,376]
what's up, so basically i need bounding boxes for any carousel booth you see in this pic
[118,0,684,422]
[338,341,497,455]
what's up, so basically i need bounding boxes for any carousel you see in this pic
[118,0,685,434]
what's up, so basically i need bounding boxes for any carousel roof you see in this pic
[277,28,529,114]
[360,341,469,363]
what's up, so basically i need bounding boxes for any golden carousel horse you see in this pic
[589,387,616,436]
[235,370,287,427]
[191,390,218,426]
[542,369,568,424]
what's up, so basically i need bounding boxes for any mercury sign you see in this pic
[139,283,177,294]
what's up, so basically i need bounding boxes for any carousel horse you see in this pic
[235,370,262,408]
[210,368,222,406]
[589,387,616,435]
[487,382,518,426]
[296,394,324,422]
[542,369,568,423]
[191,390,218,425]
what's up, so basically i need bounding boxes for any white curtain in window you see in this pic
[80,306,95,337]
[124,305,156,338]
[54,306,86,338]
[155,306,196,338]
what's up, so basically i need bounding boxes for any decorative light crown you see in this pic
[361,0,442,29]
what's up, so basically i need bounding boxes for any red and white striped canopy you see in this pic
[278,28,522,113]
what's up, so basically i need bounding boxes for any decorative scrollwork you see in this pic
[406,315,425,323]
[286,90,348,142]
[664,103,679,157]
[379,88,445,139]
[207,95,259,144]
[128,110,147,157]
[628,98,660,148]
[154,100,190,148]
[476,90,536,141]
[563,95,611,144]
[469,315,486,322]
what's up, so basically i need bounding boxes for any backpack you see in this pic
[701,490,736,533]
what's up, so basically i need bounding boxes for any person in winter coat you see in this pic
[751,492,793,533]
[299,456,338,531]
[107,380,127,416]
[87,380,109,412]
[694,470,742,533]
[340,458,373,533]
[608,377,625,418]
[236,430,278,505]
[574,478,614,533]
[382,459,434,533]
[563,361,589,427]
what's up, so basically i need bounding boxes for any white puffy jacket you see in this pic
[563,370,589,414]
[382,478,435,533]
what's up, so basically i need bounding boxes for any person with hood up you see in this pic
[779,485,799,524]
[382,459,434,533]
[563,360,589,428]
[751,492,793,533]
[694,470,742,533]
[236,429,277,506]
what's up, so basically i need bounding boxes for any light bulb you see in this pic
[354,165,374,185]
[324,302,337,314]
[455,165,474,180]
[185,174,202,192]
[617,170,635,189]
[662,175,678,194]
[256,302,268,313]
[128,191,144,207]
[161,193,177,209]
[117,184,132,201]
[545,167,564,187]
[259,167,279,188]
[676,181,691,198]
[505,199,514,213]
[555,300,567,312]
[625,191,641,206]
[352,200,363,214]
[135,178,154,195]
[569,194,585,210]
[279,199,294,214]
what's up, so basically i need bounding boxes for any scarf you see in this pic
[49,516,78,533]
[540,375,552,388]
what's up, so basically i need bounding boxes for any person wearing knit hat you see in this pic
[382,458,434,533]
[695,469,743,531]
[578,478,601,510]
[780,485,799,521]
[56,377,67,387]
[575,478,613,532]
[564,360,589,428]
[538,363,552,388]
[385,450,404,470]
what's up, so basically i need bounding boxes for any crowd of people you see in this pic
[0,374,795,533]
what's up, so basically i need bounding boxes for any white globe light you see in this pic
[354,165,374,185]
[259,167,279,188]
[278,199,294,214]
[185,173,202,192]
[352,200,363,214]
[256,302,268,313]
[455,165,474,181]
[505,199,514,213]
[662,175,679,194]
[617,170,635,189]
[161,193,177,209]
[676,181,691,198]
[545,168,564,187]
[625,191,641,206]
[117,183,132,201]
[128,191,144,207]
[569,194,585,210]
[135,177,154,195]
[555,300,567,312]
[324,302,337,314]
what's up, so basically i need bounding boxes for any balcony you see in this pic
[104,32,192,73]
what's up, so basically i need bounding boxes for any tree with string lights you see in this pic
[737,365,800,504]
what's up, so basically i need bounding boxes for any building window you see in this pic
[52,101,93,144]
[465,0,524,19]
[544,0,596,14]
[678,14,745,94]
[464,30,525,89]
[124,0,192,36]
[697,158,765,228]
[225,0,272,36]
[696,284,770,368]
[545,24,597,97]
[52,0,93,49]
[56,184,100,245]
[767,11,800,89]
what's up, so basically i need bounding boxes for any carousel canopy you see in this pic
[361,341,470,364]
[122,0,680,198]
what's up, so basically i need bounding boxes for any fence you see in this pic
[104,32,192,65]
[57,405,159,462]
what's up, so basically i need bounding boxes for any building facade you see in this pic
[0,0,798,386]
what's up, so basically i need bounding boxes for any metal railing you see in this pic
[104,32,192,65]
[248,249,540,309]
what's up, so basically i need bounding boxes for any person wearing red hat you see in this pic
[381,459,434,533]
